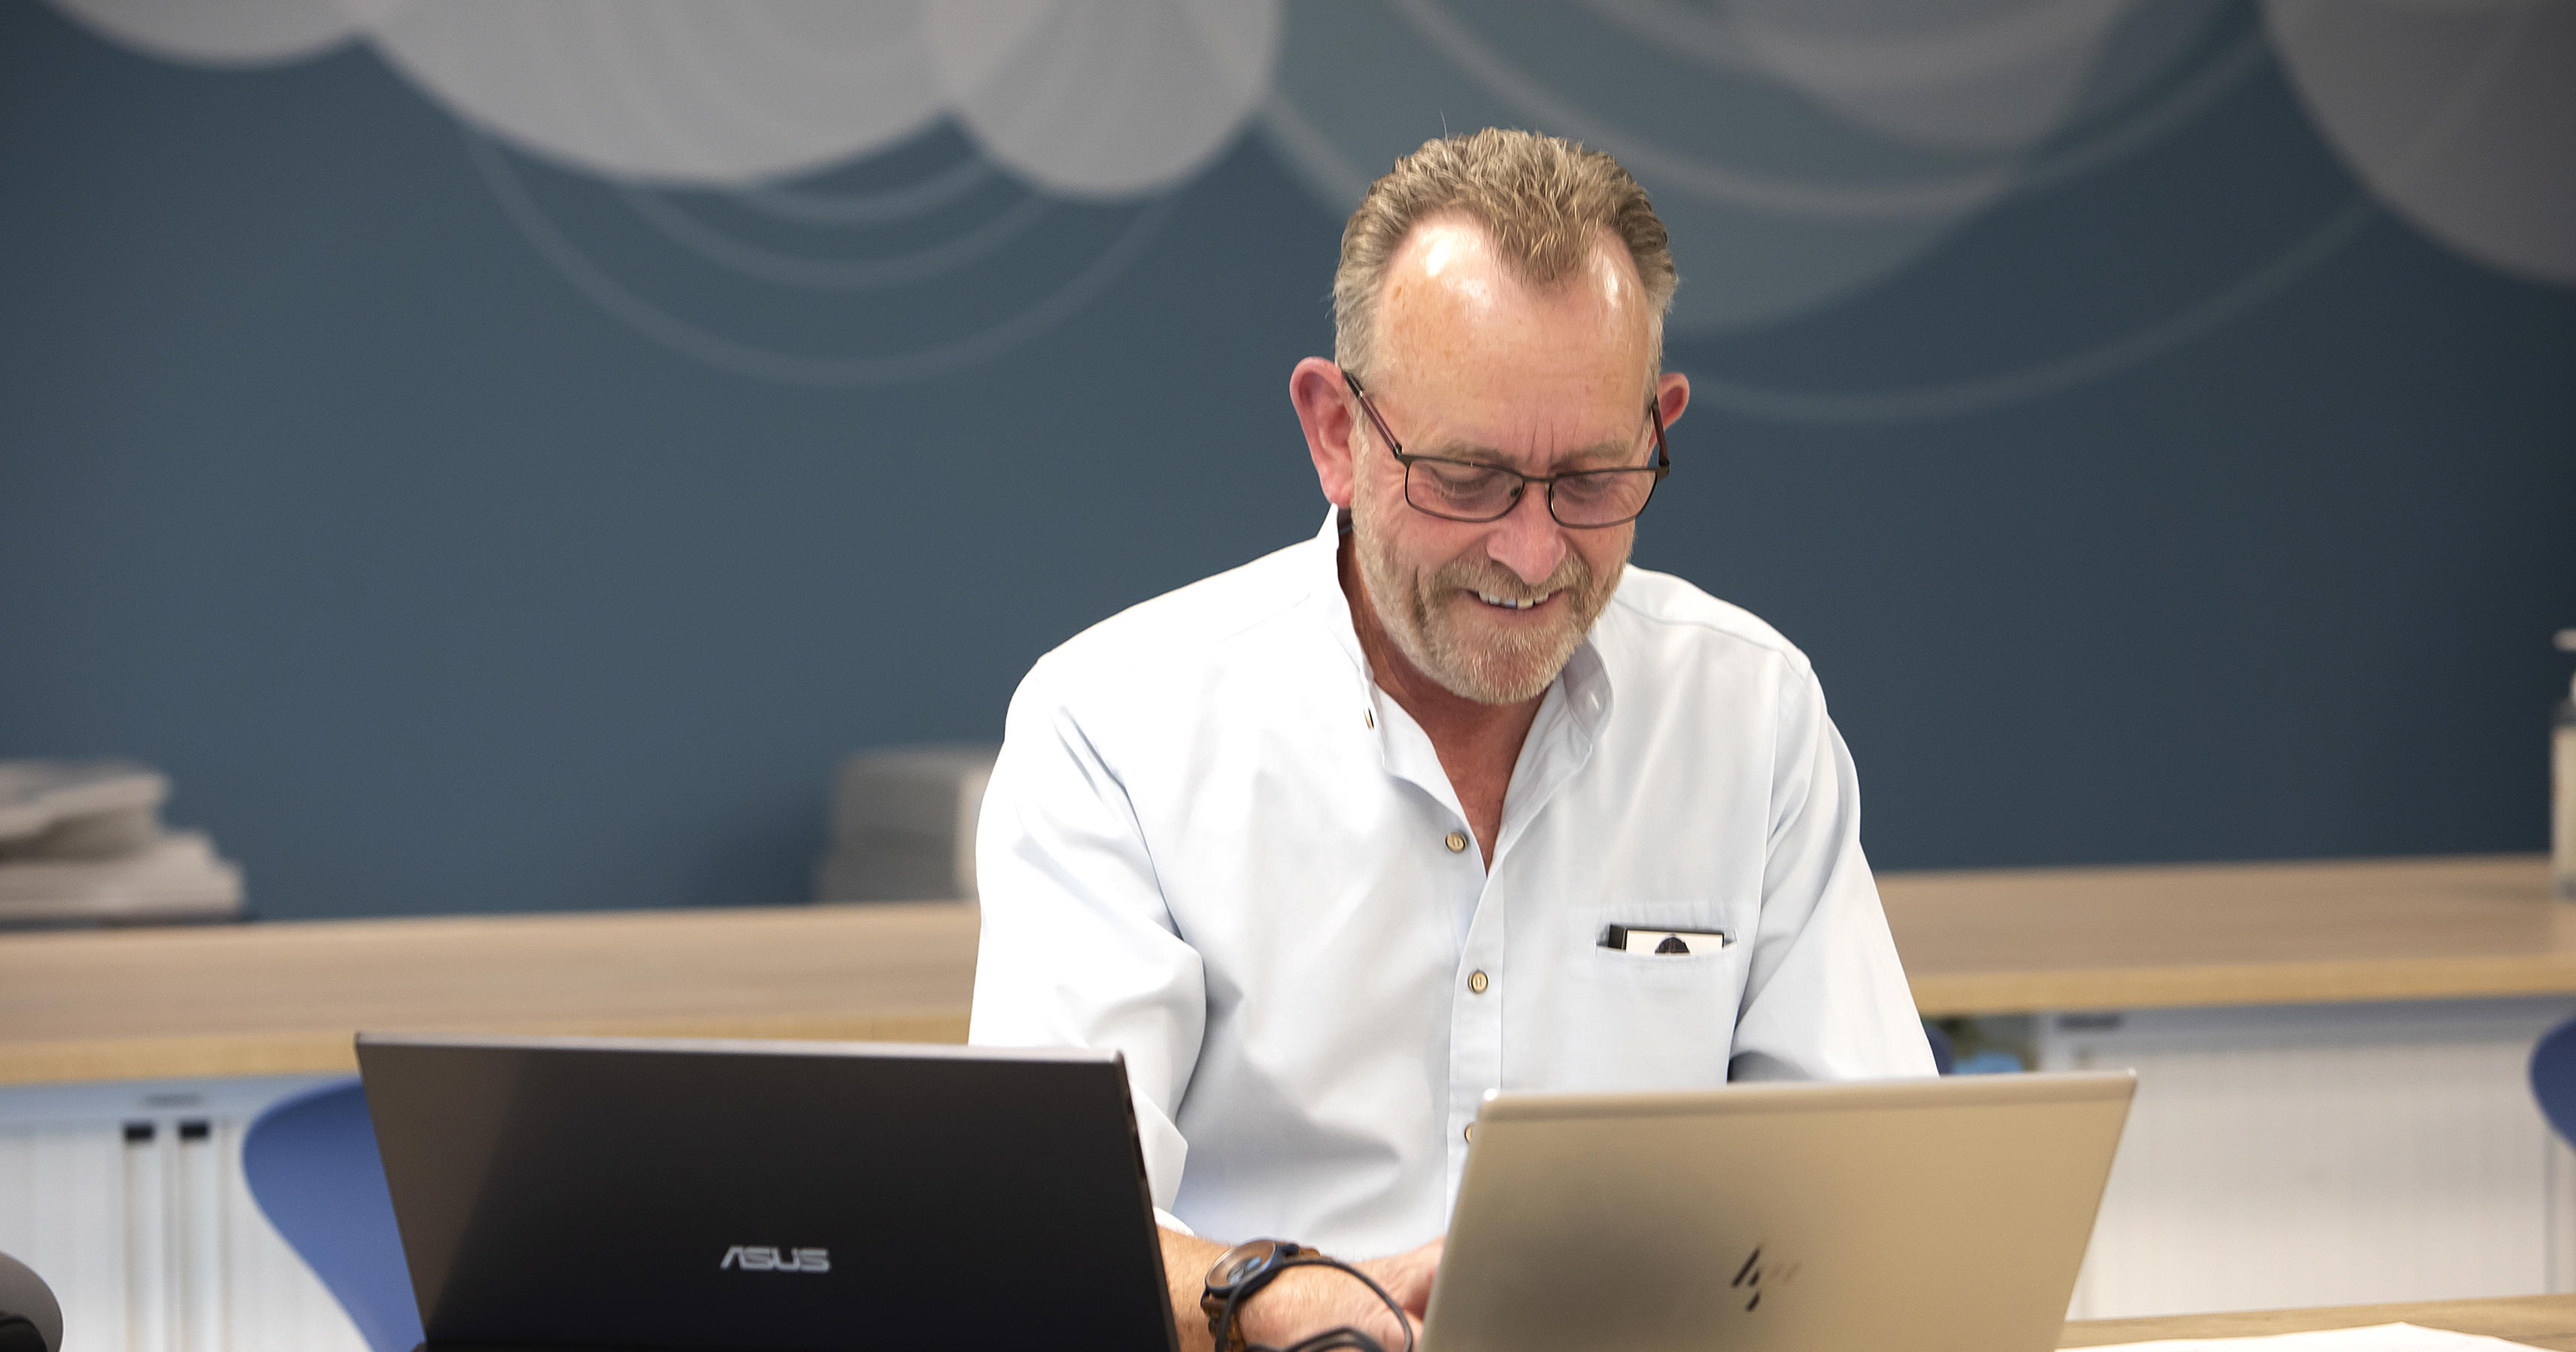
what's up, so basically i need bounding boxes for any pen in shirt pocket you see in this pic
[1600,925,1731,955]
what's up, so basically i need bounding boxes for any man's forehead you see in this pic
[1381,214,1642,327]
[1374,216,1655,423]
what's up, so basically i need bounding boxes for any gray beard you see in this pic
[1351,501,1625,705]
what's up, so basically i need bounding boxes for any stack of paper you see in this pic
[0,760,244,927]
[814,744,996,904]
[2090,1323,2548,1351]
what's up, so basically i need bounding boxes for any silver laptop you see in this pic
[1424,1072,2135,1352]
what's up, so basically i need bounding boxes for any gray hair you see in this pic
[1331,128,1679,380]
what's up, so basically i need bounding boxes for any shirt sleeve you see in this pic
[1728,661,1937,1082]
[967,658,1208,1214]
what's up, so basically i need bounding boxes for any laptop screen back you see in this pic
[1425,1072,2134,1352]
[357,1033,1176,1352]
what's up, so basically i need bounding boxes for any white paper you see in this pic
[2085,1323,2548,1352]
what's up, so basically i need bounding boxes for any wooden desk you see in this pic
[2,853,2567,1085]
[0,902,979,1084]
[1889,854,2571,1017]
[2062,1293,2576,1347]
[5,857,2571,1332]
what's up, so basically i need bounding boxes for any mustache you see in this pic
[1430,555,1594,603]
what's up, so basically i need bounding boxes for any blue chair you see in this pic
[241,1079,423,1352]
[1921,1020,2026,1076]
[2532,1014,2576,1147]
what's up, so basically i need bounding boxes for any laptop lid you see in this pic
[1422,1071,2135,1352]
[356,1032,1178,1352]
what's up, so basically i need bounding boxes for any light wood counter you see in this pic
[0,902,979,1085]
[1892,853,2571,1017]
[2061,1292,2576,1347]
[5,854,2568,1086]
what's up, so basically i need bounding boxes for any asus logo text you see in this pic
[721,1245,830,1273]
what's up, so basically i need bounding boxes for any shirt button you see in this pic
[1444,831,1468,853]
[1467,970,1489,994]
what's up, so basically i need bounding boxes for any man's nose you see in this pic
[1485,485,1568,586]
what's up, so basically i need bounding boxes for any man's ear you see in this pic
[1655,371,1691,432]
[1291,356,1359,508]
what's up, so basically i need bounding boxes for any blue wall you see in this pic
[3,2,2571,919]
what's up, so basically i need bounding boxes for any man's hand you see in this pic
[1355,1236,1442,1325]
[1241,1234,1441,1350]
[1161,1228,1443,1352]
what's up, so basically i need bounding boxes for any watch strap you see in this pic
[1203,1241,1317,1352]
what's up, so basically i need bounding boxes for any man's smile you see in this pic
[1471,588,1557,612]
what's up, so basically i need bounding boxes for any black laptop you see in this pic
[355,1032,1179,1352]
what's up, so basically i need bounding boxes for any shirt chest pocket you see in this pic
[1516,904,1749,1093]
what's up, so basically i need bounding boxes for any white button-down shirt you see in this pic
[969,511,1932,1258]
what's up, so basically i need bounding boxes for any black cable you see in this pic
[1212,1254,1417,1352]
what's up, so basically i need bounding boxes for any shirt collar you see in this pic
[1309,507,1370,681]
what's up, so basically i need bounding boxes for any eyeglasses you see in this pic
[1342,368,1670,529]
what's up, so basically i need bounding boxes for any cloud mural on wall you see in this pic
[925,0,1278,199]
[462,130,1185,386]
[367,3,950,185]
[47,0,372,66]
[2268,0,2576,286]
[47,0,1273,192]
[1261,0,2265,334]
[45,0,2575,402]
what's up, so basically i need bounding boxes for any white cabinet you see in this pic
[2040,997,2576,1317]
[0,1077,363,1352]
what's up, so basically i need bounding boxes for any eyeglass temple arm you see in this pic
[1339,368,1405,456]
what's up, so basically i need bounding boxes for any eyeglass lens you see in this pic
[1407,460,1658,526]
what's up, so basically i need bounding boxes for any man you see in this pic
[969,129,1932,1350]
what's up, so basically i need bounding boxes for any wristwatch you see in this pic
[1201,1238,1315,1352]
